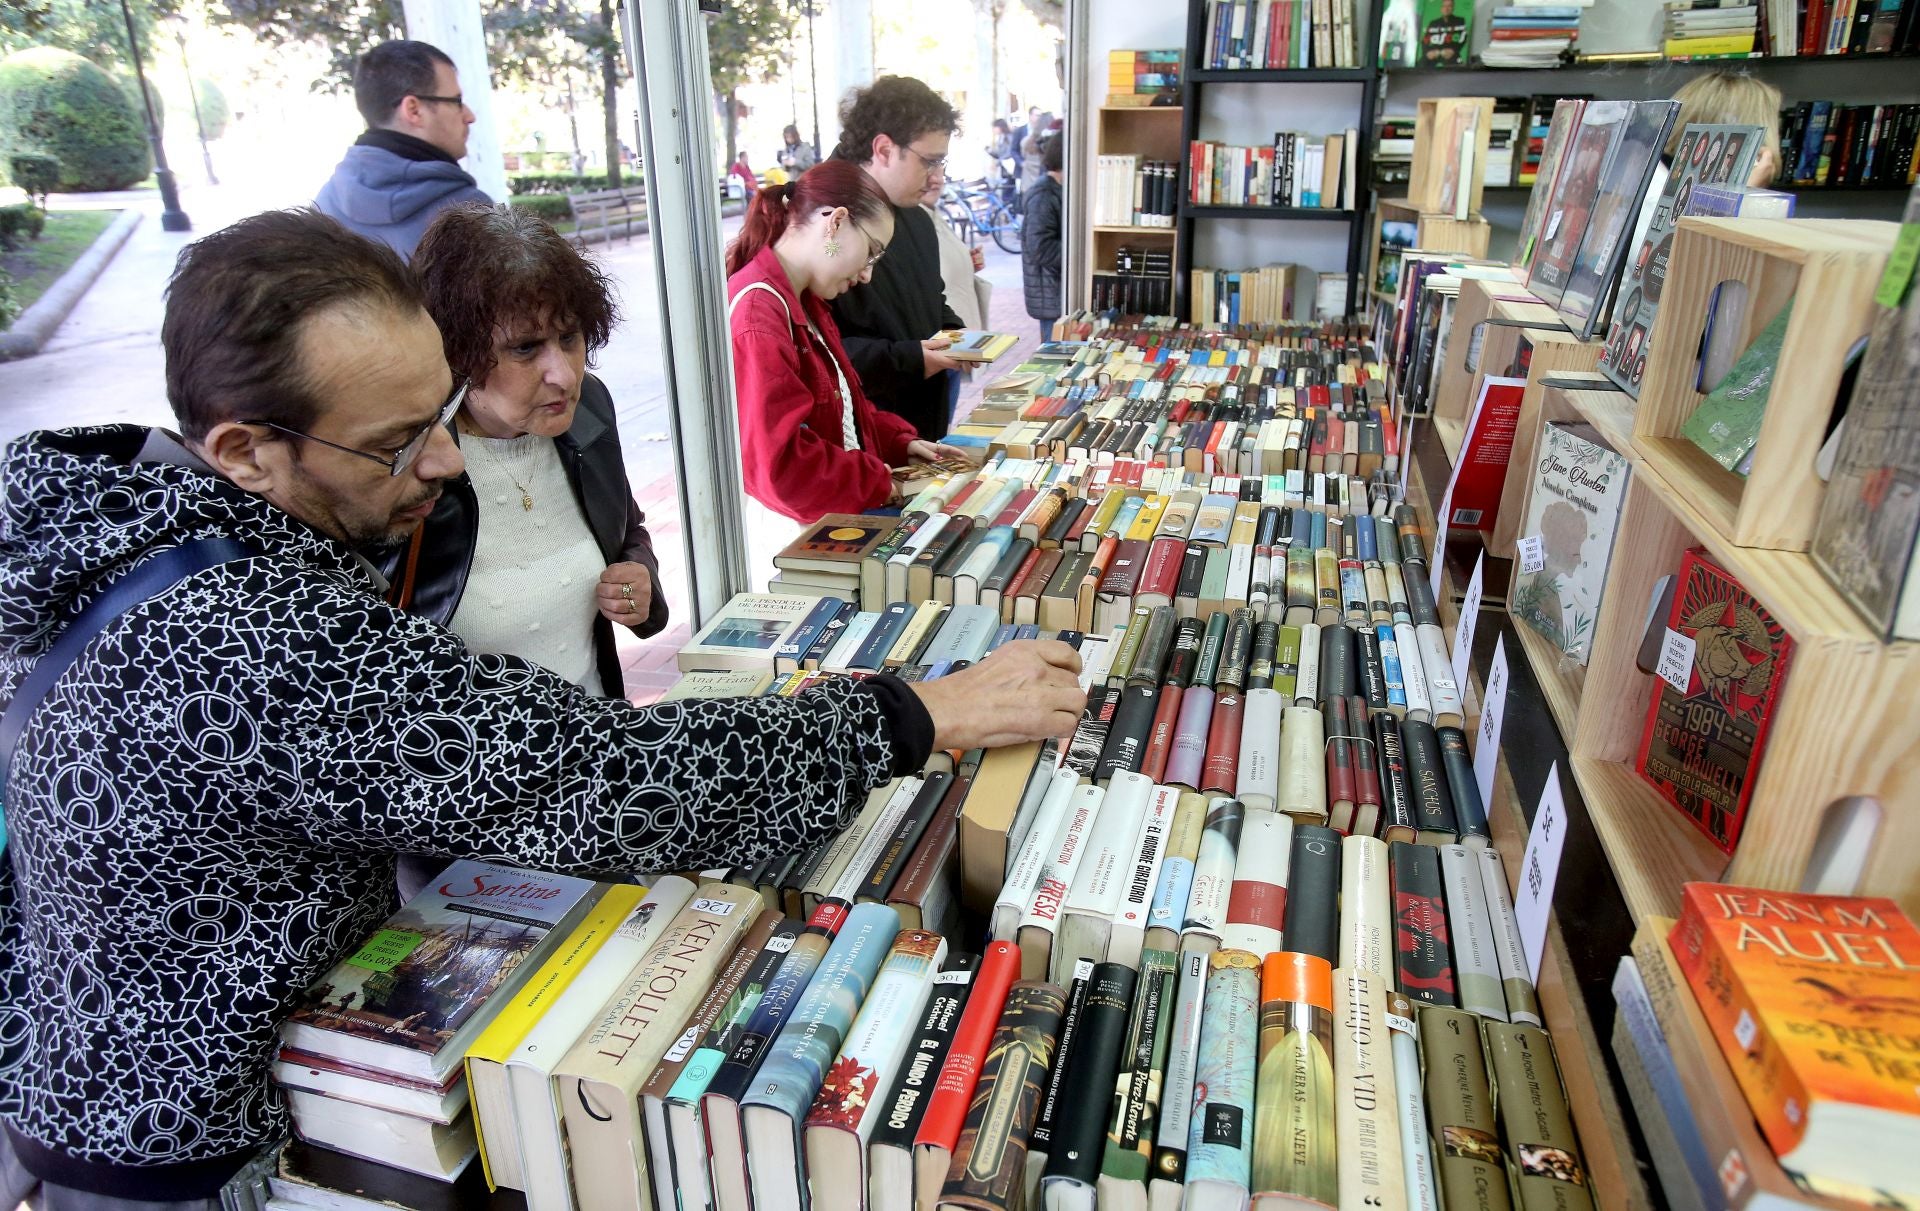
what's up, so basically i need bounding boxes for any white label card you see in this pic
[1430,471,1455,601]
[764,934,796,953]
[934,969,975,986]
[1450,550,1485,700]
[1515,761,1569,983]
[1657,628,1696,695]
[690,898,738,916]
[1517,535,1546,575]
[1472,633,1509,811]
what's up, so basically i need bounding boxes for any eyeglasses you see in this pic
[240,383,467,477]
[853,224,887,270]
[901,145,948,173]
[411,93,465,108]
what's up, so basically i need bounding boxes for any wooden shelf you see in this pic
[1092,225,1176,234]
[1385,51,1920,74]
[1097,104,1184,112]
[1188,67,1372,82]
[1570,757,1729,924]
[1181,204,1360,221]
[1508,606,1587,744]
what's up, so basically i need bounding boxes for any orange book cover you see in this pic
[1669,883,1920,1198]
[913,941,1022,1153]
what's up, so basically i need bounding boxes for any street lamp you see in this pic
[117,0,189,232]
[799,0,821,159]
[173,25,218,186]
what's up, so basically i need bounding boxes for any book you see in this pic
[909,941,1020,1211]
[661,669,777,700]
[1478,848,1543,1027]
[282,1088,477,1181]
[1511,422,1631,666]
[1385,992,1440,1211]
[1390,842,1456,1007]
[870,949,982,1211]
[271,1139,489,1211]
[1252,950,1337,1208]
[1419,1004,1512,1211]
[804,928,950,1208]
[1055,770,1156,981]
[1183,796,1246,952]
[1683,301,1792,477]
[1635,549,1795,853]
[1028,960,1097,1205]
[1600,123,1766,396]
[1670,885,1920,1199]
[1483,1021,1594,1211]
[1040,962,1140,1210]
[679,592,827,672]
[777,514,897,574]
[935,981,1068,1211]
[1440,844,1507,1021]
[1150,947,1211,1211]
[1556,100,1679,340]
[1186,949,1262,1211]
[1334,967,1406,1211]
[557,883,760,1211]
[1146,791,1208,953]
[463,883,647,1189]
[1530,99,1632,309]
[1280,824,1341,963]
[1221,807,1292,956]
[283,862,602,1084]
[274,1049,466,1125]
[1110,784,1179,972]
[937,328,1020,363]
[1099,946,1180,1210]
[1019,783,1108,982]
[1515,100,1584,273]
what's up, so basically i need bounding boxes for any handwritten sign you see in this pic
[1450,550,1485,703]
[346,928,423,973]
[1472,633,1509,812]
[1656,628,1697,695]
[1515,762,1569,982]
[1517,534,1545,575]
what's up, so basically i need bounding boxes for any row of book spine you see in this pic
[1188,134,1355,210]
[1779,100,1920,188]
[1201,0,1361,70]
[1094,157,1179,228]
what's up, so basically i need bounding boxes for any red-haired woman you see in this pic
[727,159,963,523]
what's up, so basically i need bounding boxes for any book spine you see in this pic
[1388,842,1456,1007]
[1440,845,1508,1021]
[1041,963,1139,1191]
[1234,687,1286,810]
[1164,685,1216,791]
[1200,691,1245,795]
[1152,948,1211,1185]
[1221,809,1291,955]
[1103,947,1179,1183]
[938,982,1068,1210]
[1187,949,1262,1190]
[1277,704,1327,822]
[1029,961,1096,1166]
[1252,950,1337,1204]
[868,952,981,1156]
[1339,835,1392,982]
[1280,824,1342,962]
[1476,849,1542,1027]
[1385,993,1440,1211]
[1484,1022,1594,1211]
[1435,726,1489,847]
[1334,968,1406,1211]
[1418,1005,1511,1211]
[1402,719,1456,842]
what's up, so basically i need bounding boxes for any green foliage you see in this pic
[117,67,161,134]
[213,0,402,90]
[0,48,152,191]
[508,194,572,221]
[9,151,59,201]
[0,0,163,69]
[191,75,228,139]
[707,0,797,99]
[0,201,47,249]
[0,266,18,329]
[507,171,616,196]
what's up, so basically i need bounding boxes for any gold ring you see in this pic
[621,583,633,599]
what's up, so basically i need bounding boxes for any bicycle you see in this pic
[940,178,1023,255]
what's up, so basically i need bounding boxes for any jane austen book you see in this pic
[1634,549,1795,853]
[1252,951,1337,1209]
[1186,949,1262,1207]
[1483,1021,1593,1211]
[1670,884,1920,1199]
[936,982,1068,1211]
[1512,422,1630,666]
[1418,1005,1512,1211]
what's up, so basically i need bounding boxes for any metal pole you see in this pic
[117,0,189,232]
[174,27,217,186]
[805,1,822,158]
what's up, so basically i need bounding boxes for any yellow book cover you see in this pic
[465,882,645,1189]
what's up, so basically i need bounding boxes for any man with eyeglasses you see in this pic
[828,76,973,443]
[0,208,1086,1206]
[315,39,488,258]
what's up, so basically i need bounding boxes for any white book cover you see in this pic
[1333,968,1405,1211]
[997,771,1082,946]
[504,876,696,1211]
[1180,796,1244,946]
[1052,770,1154,982]
[1277,705,1327,822]
[1295,622,1321,705]
[1235,688,1285,813]
[1439,845,1507,1021]
[1017,783,1108,980]
[1394,621,1431,721]
[1511,422,1631,667]
[1218,808,1290,956]
[1337,835,1391,982]
[1477,848,1542,1027]
[678,593,824,673]
[1385,993,1440,1211]
[820,611,881,674]
[1108,783,1178,971]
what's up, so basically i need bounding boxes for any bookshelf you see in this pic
[1085,103,1185,310]
[1175,0,1385,318]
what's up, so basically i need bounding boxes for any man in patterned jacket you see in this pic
[0,208,1086,1207]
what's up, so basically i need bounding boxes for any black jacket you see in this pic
[829,201,963,442]
[380,376,669,697]
[1022,175,1063,322]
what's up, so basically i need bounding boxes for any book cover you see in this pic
[1440,844,1507,1021]
[1516,101,1584,271]
[1416,0,1472,66]
[1556,99,1680,340]
[1682,301,1792,477]
[680,592,827,672]
[776,514,896,573]
[1222,808,1292,957]
[1101,947,1180,1192]
[1511,422,1631,666]
[1484,1021,1594,1211]
[1385,992,1440,1211]
[1529,100,1632,307]
[1418,1005,1511,1211]
[1600,123,1766,395]
[1186,949,1262,1201]
[283,862,601,1083]
[1041,962,1139,1195]
[1334,968,1406,1211]
[1390,842,1456,1007]
[1634,549,1795,853]
[1280,824,1342,964]
[1339,835,1392,983]
[1670,885,1920,1197]
[1252,950,1337,1206]
[1446,375,1527,536]
[935,981,1068,1211]
[661,669,776,700]
[1151,948,1211,1194]
[1183,795,1247,947]
[911,941,1018,1164]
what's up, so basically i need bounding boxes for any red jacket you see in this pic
[730,245,917,523]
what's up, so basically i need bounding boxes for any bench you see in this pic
[565,185,648,244]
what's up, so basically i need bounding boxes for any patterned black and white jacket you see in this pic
[0,426,931,1199]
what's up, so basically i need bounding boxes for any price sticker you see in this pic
[1876,223,1920,309]
[690,897,738,917]
[345,928,423,973]
[1517,534,1546,575]
[1656,628,1697,695]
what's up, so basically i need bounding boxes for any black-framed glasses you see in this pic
[901,145,947,173]
[240,383,467,478]
[411,93,465,107]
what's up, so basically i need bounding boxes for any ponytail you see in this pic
[724,161,891,277]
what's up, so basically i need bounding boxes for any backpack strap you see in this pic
[0,537,256,855]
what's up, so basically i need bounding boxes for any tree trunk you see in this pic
[599,0,624,188]
[723,86,740,171]
[565,74,585,175]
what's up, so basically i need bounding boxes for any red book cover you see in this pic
[1137,537,1187,603]
[1200,691,1245,795]
[992,489,1038,532]
[945,479,982,514]
[1063,496,1101,547]
[1635,550,1795,854]
[1139,684,1186,783]
[1100,539,1151,599]
[913,941,1022,1152]
[1443,375,1526,535]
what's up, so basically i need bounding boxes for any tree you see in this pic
[0,0,164,69]
[706,0,795,172]
[214,0,402,88]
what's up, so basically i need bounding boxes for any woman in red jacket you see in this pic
[727,159,962,523]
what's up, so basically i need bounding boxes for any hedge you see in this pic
[9,152,58,202]
[508,194,573,221]
[0,202,42,249]
[507,171,645,196]
[0,49,151,192]
[193,77,230,140]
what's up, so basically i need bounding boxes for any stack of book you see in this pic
[1371,115,1416,192]
[1094,156,1179,228]
[1486,96,1529,186]
[1200,0,1363,69]
[272,861,604,1187]
[1482,3,1582,67]
[768,513,896,600]
[1188,262,1319,326]
[1106,49,1181,106]
[1666,0,1759,56]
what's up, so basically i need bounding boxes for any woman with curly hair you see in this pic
[388,202,668,700]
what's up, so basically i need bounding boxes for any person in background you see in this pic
[727,162,965,523]
[1012,105,1041,173]
[1623,72,1784,280]
[827,76,967,443]
[778,123,818,174]
[394,203,668,701]
[730,151,761,197]
[1019,112,1053,200]
[988,118,1016,195]
[315,40,487,258]
[922,159,988,424]
[1022,129,1064,343]
[0,206,1085,1209]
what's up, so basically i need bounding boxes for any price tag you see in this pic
[1515,761,1569,983]
[1876,223,1920,309]
[345,928,423,973]
[1450,550,1485,702]
[1384,1012,1416,1036]
[1656,627,1696,695]
[764,933,797,953]
[1517,534,1545,574]
[691,897,738,917]
[1472,633,1509,811]
[934,968,975,985]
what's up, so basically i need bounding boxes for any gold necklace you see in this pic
[461,418,537,512]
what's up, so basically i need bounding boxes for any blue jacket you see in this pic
[314,135,490,258]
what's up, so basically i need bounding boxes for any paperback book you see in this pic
[1511,421,1631,666]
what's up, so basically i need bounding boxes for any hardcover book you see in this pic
[1252,951,1337,1208]
[1484,1021,1594,1211]
[1682,301,1792,477]
[935,981,1068,1211]
[776,514,896,574]
[1334,968,1406,1211]
[1418,1005,1512,1211]
[908,942,1017,1211]
[283,862,602,1083]
[1515,100,1584,273]
[1599,123,1765,396]
[1634,549,1795,853]
[1511,421,1631,666]
[1040,962,1139,1205]
[680,592,829,672]
[869,950,980,1211]
[1186,949,1262,1206]
[1555,99,1680,340]
[1529,100,1632,308]
[1669,885,1920,1200]
[1100,946,1179,1203]
[1389,842,1456,1007]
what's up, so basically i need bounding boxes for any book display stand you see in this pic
[1365,195,1492,306]
[1088,104,1184,308]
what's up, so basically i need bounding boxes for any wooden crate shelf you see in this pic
[1367,196,1492,300]
[1633,217,1898,552]
[1406,96,1495,217]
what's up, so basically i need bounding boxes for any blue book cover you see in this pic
[702,927,835,1106]
[1185,949,1259,1191]
[851,602,915,671]
[1614,956,1718,1209]
[777,597,853,672]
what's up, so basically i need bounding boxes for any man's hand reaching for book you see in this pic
[910,640,1085,751]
